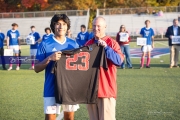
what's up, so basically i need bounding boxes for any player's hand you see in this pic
[48,51,62,61]
[170,35,173,39]
[19,46,21,50]
[98,39,107,47]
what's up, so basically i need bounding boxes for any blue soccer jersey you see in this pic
[140,27,155,45]
[7,30,20,45]
[0,32,5,48]
[29,32,41,49]
[36,36,79,97]
[76,31,89,47]
[42,34,54,41]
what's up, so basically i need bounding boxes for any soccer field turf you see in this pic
[0,43,180,120]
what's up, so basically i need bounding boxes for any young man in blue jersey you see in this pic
[6,23,21,71]
[42,27,53,41]
[35,14,79,120]
[76,24,89,47]
[140,20,155,68]
[29,26,41,70]
[0,29,6,70]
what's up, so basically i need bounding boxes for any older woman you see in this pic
[116,25,133,69]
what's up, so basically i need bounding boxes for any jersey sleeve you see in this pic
[36,41,46,62]
[17,31,20,38]
[140,28,143,36]
[0,33,5,41]
[7,31,10,38]
[37,33,41,40]
[76,33,80,46]
[151,28,155,36]
[104,41,124,66]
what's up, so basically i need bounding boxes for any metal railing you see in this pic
[97,6,180,16]
[0,10,88,19]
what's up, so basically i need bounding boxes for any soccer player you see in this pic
[140,20,155,68]
[41,27,53,41]
[34,14,79,120]
[0,29,6,70]
[29,26,41,70]
[76,24,89,47]
[85,16,124,120]
[6,23,21,71]
[165,19,180,68]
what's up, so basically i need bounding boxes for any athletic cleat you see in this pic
[29,67,34,70]
[173,65,179,68]
[7,67,12,71]
[16,66,20,70]
[146,66,150,68]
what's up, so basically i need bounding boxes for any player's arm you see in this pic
[98,40,124,66]
[151,29,155,48]
[35,51,62,73]
[6,37,9,49]
[36,33,42,43]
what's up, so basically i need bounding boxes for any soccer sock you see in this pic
[147,58,151,66]
[16,57,19,67]
[32,61,34,67]
[9,64,12,67]
[141,58,144,67]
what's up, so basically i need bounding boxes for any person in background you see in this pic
[88,31,94,40]
[6,23,21,71]
[165,19,180,68]
[139,20,155,69]
[0,29,6,70]
[85,16,124,120]
[76,24,89,47]
[29,26,41,70]
[66,30,72,38]
[42,27,53,41]
[116,25,133,69]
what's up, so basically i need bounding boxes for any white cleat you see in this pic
[16,66,20,71]
[7,67,12,71]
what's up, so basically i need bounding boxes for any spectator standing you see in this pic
[165,19,180,68]
[116,25,133,69]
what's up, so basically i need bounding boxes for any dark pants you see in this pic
[0,48,6,68]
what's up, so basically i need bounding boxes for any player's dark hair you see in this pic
[145,20,150,24]
[31,26,35,29]
[12,23,18,27]
[81,25,86,28]
[45,27,51,33]
[50,14,70,34]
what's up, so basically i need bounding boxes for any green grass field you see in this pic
[0,42,180,120]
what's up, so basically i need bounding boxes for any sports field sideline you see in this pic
[0,41,180,120]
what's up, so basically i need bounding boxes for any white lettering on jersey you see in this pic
[80,35,85,40]
[11,33,16,38]
[144,30,150,36]
[52,48,57,52]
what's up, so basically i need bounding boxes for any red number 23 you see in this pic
[66,52,90,71]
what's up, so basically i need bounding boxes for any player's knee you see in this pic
[64,112,74,120]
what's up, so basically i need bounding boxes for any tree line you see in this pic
[0,0,180,12]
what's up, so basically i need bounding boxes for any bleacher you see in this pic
[0,10,90,40]
[97,6,180,38]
